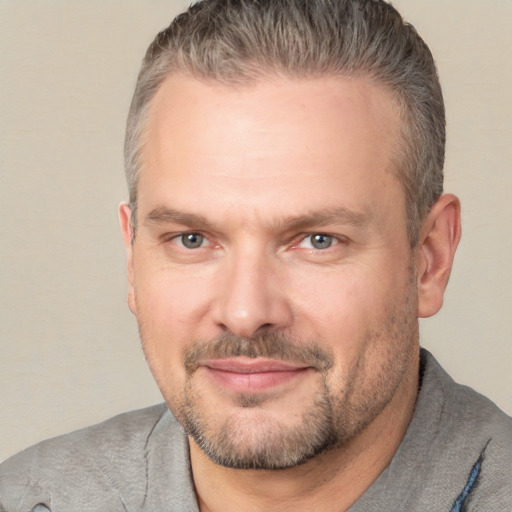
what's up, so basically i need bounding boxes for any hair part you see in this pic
[125,0,445,246]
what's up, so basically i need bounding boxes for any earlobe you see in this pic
[416,194,461,318]
[118,203,137,315]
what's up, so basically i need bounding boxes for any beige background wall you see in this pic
[0,0,510,462]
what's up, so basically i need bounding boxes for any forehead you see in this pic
[138,74,404,229]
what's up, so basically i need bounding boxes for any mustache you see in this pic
[183,332,334,374]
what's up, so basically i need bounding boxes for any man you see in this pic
[1,0,510,510]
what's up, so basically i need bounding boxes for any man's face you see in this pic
[122,74,420,469]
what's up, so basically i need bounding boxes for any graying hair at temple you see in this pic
[124,0,445,245]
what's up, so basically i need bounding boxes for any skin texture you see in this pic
[120,74,461,511]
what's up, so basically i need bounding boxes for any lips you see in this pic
[200,357,311,393]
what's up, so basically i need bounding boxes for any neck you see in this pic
[190,357,419,512]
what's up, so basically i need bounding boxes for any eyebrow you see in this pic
[145,207,211,229]
[143,205,371,232]
[278,206,371,233]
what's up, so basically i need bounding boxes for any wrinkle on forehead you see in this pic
[143,205,372,235]
[137,74,406,241]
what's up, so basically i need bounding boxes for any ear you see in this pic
[119,202,137,315]
[415,194,461,318]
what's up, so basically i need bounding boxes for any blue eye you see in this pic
[298,234,335,250]
[180,233,205,249]
[309,234,333,249]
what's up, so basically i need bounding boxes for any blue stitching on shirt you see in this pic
[449,456,482,512]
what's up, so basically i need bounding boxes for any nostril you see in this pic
[252,323,274,336]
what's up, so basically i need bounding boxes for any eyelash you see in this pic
[164,231,345,252]
[295,233,345,251]
[166,232,210,249]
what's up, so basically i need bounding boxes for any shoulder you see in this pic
[356,350,512,511]
[0,403,195,512]
[424,349,512,445]
[421,350,512,508]
[1,402,170,472]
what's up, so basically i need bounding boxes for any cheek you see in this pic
[134,260,214,330]
[131,265,214,386]
[290,264,383,336]
[320,272,417,408]
[290,259,413,358]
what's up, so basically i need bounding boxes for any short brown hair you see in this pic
[125,0,445,245]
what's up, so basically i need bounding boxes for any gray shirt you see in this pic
[1,350,511,511]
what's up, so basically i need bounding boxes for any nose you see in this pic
[212,250,292,338]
